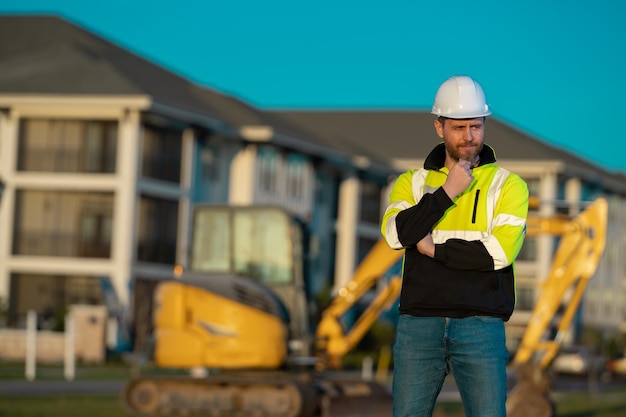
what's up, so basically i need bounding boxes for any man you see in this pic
[381,75,529,417]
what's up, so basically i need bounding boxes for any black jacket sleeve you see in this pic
[434,239,495,271]
[395,187,454,247]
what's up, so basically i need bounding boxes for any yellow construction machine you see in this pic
[122,205,403,417]
[506,197,608,417]
[122,196,608,417]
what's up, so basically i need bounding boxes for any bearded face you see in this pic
[435,117,485,163]
[445,140,483,163]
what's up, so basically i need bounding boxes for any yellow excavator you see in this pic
[506,197,608,417]
[122,196,608,417]
[122,205,403,417]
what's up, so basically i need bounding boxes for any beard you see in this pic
[445,142,483,163]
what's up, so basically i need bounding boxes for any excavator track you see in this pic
[122,373,317,417]
[122,371,392,417]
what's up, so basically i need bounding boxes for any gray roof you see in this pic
[0,15,223,118]
[0,15,397,176]
[0,15,289,130]
[0,16,300,133]
[0,15,622,188]
[272,110,626,193]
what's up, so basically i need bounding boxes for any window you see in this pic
[517,236,537,261]
[190,207,294,285]
[257,147,279,193]
[285,154,307,199]
[79,211,113,257]
[13,190,113,258]
[136,195,178,264]
[515,285,537,311]
[18,119,117,173]
[201,147,220,181]
[254,148,314,217]
[141,124,182,183]
[232,209,293,284]
[8,273,103,329]
[191,208,232,272]
[359,181,383,223]
[357,237,378,265]
[518,176,540,262]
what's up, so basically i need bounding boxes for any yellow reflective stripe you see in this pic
[432,228,512,269]
[423,184,438,195]
[486,167,511,232]
[493,213,526,228]
[483,235,509,269]
[411,169,429,199]
[431,230,486,243]
[492,223,527,268]
[383,201,413,249]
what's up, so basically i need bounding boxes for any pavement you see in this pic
[0,378,462,400]
[0,380,125,396]
[3,373,620,398]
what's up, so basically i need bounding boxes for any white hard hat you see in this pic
[431,75,491,119]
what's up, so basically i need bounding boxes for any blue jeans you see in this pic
[392,315,509,417]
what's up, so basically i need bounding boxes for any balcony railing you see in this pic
[18,148,115,173]
[13,231,110,258]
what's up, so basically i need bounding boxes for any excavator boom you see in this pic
[513,197,608,367]
[315,238,403,369]
[506,197,608,417]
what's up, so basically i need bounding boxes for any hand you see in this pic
[417,233,435,258]
[442,158,475,199]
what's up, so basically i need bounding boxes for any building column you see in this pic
[536,171,558,287]
[228,144,255,205]
[333,173,360,293]
[564,177,582,215]
[111,110,141,315]
[177,128,195,267]
[0,110,17,301]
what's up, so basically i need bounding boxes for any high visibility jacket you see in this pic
[381,143,528,321]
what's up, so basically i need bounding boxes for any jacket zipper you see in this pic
[472,189,480,224]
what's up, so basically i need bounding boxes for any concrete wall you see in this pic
[0,305,107,364]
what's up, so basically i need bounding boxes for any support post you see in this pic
[64,312,75,381]
[25,310,36,381]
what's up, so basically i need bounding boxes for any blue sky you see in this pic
[2,0,625,173]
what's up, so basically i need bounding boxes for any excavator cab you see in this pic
[153,205,314,368]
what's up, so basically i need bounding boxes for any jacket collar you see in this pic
[424,143,497,170]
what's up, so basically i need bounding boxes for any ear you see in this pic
[434,119,444,139]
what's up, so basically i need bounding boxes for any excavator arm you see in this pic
[512,197,608,367]
[315,239,403,369]
[506,197,608,417]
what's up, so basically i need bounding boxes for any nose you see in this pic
[464,127,474,142]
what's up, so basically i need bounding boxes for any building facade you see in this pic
[1,15,625,356]
[0,16,397,351]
